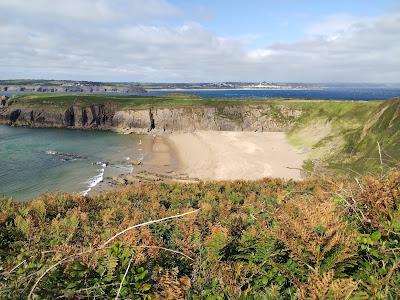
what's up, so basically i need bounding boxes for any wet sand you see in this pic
[140,136,180,175]
[89,135,186,194]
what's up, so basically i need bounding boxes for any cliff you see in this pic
[0,101,302,133]
[113,105,302,133]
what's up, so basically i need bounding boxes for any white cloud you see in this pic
[305,14,374,38]
[0,2,399,83]
[247,49,275,60]
[242,11,400,82]
[0,0,179,21]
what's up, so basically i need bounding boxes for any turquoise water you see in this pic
[0,125,146,201]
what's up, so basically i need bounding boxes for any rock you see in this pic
[45,150,87,160]
[0,96,10,107]
[112,176,128,185]
[131,160,142,166]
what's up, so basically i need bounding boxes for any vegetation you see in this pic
[1,170,399,299]
[10,93,285,110]
[10,93,377,110]
[287,99,400,174]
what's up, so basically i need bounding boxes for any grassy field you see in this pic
[11,93,383,110]
[0,171,399,299]
[10,93,289,109]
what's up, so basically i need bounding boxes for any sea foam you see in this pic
[81,163,106,196]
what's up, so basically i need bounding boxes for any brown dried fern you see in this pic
[298,271,361,300]
[275,197,357,272]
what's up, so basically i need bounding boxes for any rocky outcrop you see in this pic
[0,101,303,133]
[0,95,11,107]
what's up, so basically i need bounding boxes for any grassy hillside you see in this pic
[287,99,400,175]
[1,172,399,299]
[341,99,400,172]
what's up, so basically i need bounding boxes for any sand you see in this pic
[141,136,180,174]
[169,131,306,180]
[91,131,306,195]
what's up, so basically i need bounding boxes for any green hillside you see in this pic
[288,98,400,175]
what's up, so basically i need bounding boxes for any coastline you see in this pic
[91,130,306,195]
[147,87,321,92]
[88,134,194,195]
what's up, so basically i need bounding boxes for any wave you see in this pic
[80,163,106,196]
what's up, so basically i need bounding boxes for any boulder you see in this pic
[131,160,142,166]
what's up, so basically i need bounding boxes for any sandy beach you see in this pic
[169,131,306,181]
[91,130,306,194]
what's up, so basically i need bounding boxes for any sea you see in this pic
[145,87,400,100]
[1,87,399,201]
[0,126,147,201]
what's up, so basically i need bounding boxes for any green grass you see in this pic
[11,93,381,111]
[286,98,400,175]
[11,93,290,110]
[339,99,400,173]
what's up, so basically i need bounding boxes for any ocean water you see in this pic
[3,87,400,100]
[0,126,147,201]
[146,87,400,100]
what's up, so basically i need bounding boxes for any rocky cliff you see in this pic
[0,101,303,133]
[0,103,116,129]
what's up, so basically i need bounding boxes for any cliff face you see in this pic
[0,103,116,129]
[113,105,302,133]
[0,103,303,133]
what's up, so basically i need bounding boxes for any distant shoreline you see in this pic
[147,87,322,91]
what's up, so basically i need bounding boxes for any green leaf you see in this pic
[140,283,151,292]
[370,231,381,242]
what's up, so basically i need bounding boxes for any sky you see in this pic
[0,0,399,83]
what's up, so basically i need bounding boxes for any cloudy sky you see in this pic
[0,0,399,82]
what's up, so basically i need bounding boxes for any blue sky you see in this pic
[0,0,399,82]
[172,0,399,45]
